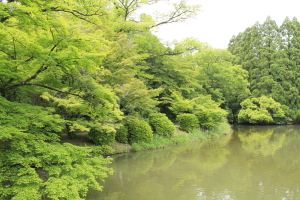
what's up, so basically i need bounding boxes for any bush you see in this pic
[193,102,228,129]
[238,96,285,124]
[125,117,153,144]
[88,125,116,146]
[194,110,219,129]
[149,113,175,138]
[176,113,200,132]
[115,124,129,144]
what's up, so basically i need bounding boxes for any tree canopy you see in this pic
[0,0,211,199]
[3,1,299,199]
[228,16,300,122]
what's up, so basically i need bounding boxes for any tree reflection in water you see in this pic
[87,125,300,200]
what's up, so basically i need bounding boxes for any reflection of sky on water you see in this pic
[196,188,235,200]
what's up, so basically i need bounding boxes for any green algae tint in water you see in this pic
[86,125,300,200]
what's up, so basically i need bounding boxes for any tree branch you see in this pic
[49,7,106,17]
[150,1,201,28]
[3,38,66,91]
[12,35,17,60]
[0,49,14,59]
[23,83,85,99]
[51,8,101,26]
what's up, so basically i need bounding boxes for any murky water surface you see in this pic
[87,125,300,200]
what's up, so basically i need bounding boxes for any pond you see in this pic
[86,125,300,200]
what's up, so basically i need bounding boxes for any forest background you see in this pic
[1,0,299,199]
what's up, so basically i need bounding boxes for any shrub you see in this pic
[238,96,285,124]
[194,109,222,129]
[149,113,175,138]
[115,124,129,144]
[125,117,153,144]
[88,125,116,146]
[176,113,199,132]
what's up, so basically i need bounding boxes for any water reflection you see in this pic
[238,126,286,156]
[87,125,300,200]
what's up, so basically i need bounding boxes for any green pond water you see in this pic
[86,125,300,200]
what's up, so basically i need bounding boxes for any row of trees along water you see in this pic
[0,0,298,198]
[228,16,300,123]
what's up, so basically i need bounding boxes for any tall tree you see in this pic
[228,16,300,122]
[251,16,279,96]
[192,48,250,121]
[276,17,300,118]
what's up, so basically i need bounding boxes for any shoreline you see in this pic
[61,121,232,156]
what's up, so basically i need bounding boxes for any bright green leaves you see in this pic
[88,125,117,146]
[0,96,64,140]
[193,48,249,121]
[169,92,228,129]
[176,113,199,132]
[0,0,125,139]
[168,91,195,114]
[163,43,249,122]
[238,96,285,124]
[148,113,175,138]
[193,95,228,129]
[39,143,112,199]
[173,37,207,55]
[0,0,243,198]
[114,78,161,116]
[0,98,112,199]
[0,0,112,99]
[40,80,122,137]
[124,116,153,144]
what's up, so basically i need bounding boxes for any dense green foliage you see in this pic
[125,117,154,144]
[169,92,228,128]
[149,113,175,138]
[176,113,200,132]
[4,0,298,198]
[193,96,228,129]
[131,121,232,152]
[228,16,300,122]
[0,97,112,200]
[88,126,116,146]
[238,96,285,124]
[115,124,129,144]
[187,48,250,121]
[0,0,205,199]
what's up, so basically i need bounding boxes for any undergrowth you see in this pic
[130,121,232,152]
[89,121,232,155]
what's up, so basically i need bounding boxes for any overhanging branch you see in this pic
[23,83,85,99]
[4,38,67,91]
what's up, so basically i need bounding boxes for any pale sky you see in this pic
[150,0,300,49]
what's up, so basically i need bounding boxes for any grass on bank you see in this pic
[130,121,232,152]
[105,121,232,155]
[62,122,232,156]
